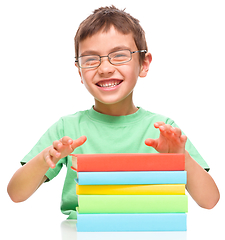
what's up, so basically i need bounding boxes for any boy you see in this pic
[7,6,219,220]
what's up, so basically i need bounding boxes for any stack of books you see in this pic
[71,153,188,232]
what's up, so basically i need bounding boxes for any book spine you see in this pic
[76,184,185,195]
[72,153,185,172]
[76,171,187,185]
[78,195,188,213]
[76,212,187,232]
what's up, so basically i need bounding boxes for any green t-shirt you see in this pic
[21,107,209,219]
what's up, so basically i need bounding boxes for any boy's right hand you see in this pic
[43,136,87,169]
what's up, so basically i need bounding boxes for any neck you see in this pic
[94,96,138,116]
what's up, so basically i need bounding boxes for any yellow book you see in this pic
[76,184,185,195]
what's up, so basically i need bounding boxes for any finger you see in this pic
[60,136,73,145]
[159,124,173,133]
[145,138,158,149]
[180,135,187,144]
[45,154,56,169]
[71,136,87,151]
[154,122,166,128]
[171,127,182,138]
[171,127,187,145]
[49,147,61,159]
[53,140,62,151]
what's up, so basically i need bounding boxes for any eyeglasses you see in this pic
[75,49,147,69]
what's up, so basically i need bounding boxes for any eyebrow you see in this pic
[80,45,131,57]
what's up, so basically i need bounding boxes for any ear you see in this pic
[139,53,152,78]
[75,62,84,84]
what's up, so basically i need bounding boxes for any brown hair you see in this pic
[74,6,148,64]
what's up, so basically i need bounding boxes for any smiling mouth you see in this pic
[96,79,123,88]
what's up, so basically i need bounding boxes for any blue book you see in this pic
[75,171,187,185]
[76,211,187,232]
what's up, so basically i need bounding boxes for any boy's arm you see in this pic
[145,122,220,209]
[7,136,87,203]
[184,150,219,209]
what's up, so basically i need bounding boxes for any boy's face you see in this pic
[76,26,150,108]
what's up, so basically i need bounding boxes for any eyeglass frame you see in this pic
[75,49,147,69]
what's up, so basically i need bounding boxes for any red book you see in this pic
[70,153,185,172]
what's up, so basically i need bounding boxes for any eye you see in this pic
[115,53,127,58]
[113,53,129,59]
[110,51,130,62]
[113,55,127,61]
[85,57,98,62]
[109,50,131,63]
[80,56,100,66]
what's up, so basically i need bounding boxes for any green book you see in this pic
[78,195,188,213]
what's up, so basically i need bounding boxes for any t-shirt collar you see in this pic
[87,106,147,125]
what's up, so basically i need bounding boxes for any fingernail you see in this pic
[56,152,60,157]
[51,164,55,169]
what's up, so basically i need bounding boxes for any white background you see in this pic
[1,1,224,239]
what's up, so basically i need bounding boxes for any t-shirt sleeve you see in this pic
[166,119,210,172]
[20,118,66,181]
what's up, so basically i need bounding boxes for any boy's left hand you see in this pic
[145,122,187,154]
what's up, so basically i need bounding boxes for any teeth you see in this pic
[98,81,121,88]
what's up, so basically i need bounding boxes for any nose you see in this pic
[97,57,115,76]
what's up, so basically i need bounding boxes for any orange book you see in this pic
[71,153,185,172]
